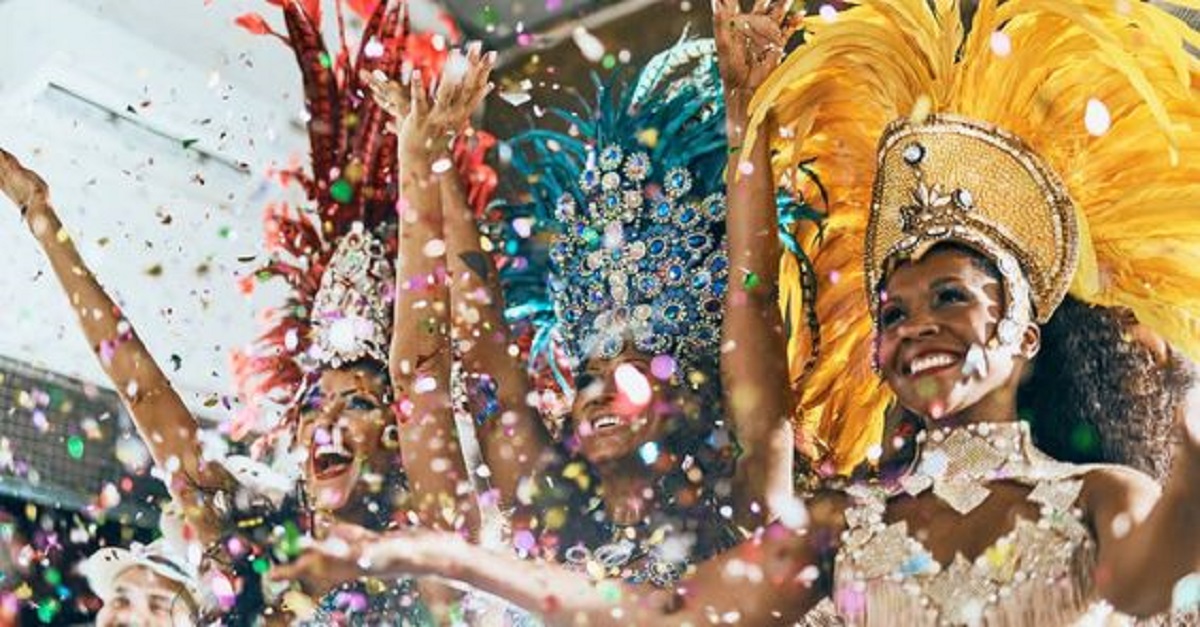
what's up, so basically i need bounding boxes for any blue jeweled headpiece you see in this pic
[500,38,729,382]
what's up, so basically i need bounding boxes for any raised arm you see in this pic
[384,66,478,536]
[370,45,554,513]
[0,148,228,541]
[438,45,555,509]
[1086,395,1200,616]
[274,492,849,626]
[714,0,798,528]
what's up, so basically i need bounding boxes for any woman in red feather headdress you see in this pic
[0,0,499,622]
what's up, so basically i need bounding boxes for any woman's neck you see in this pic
[322,494,392,534]
[921,386,1021,432]
[595,459,659,526]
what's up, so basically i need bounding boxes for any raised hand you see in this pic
[0,147,49,216]
[270,524,449,597]
[364,43,495,162]
[426,42,496,138]
[363,68,411,123]
[713,0,797,116]
[269,523,380,596]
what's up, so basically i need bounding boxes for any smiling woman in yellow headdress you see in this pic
[746,0,1200,475]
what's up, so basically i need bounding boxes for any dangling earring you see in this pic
[962,344,989,379]
[381,424,401,450]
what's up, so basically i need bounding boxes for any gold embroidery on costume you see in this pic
[834,422,1106,626]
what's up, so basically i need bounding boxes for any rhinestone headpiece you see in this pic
[310,222,394,368]
[867,115,1079,343]
[500,37,729,385]
[550,144,728,373]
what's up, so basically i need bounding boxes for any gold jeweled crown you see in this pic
[867,115,1080,336]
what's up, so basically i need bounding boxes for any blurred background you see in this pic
[0,0,1194,623]
[0,0,729,622]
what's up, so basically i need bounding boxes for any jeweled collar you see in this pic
[896,421,1078,514]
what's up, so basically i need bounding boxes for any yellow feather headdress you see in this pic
[747,0,1200,474]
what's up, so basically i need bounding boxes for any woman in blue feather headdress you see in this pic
[275,4,809,620]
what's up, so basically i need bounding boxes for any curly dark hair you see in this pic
[870,243,1193,481]
[1020,295,1192,480]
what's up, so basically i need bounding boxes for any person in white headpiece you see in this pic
[80,515,205,627]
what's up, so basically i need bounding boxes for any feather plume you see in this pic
[750,0,1200,473]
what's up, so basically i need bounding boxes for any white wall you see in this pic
[0,0,317,421]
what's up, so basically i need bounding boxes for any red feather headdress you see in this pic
[230,0,498,428]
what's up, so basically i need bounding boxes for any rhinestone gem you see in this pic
[623,190,644,209]
[953,188,974,208]
[624,152,651,181]
[902,143,926,165]
[555,194,577,221]
[997,318,1021,345]
[580,168,600,192]
[599,145,623,170]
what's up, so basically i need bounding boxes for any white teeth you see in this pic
[593,415,621,430]
[909,353,957,375]
[315,442,351,460]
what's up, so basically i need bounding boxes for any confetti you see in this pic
[572,26,605,63]
[66,436,84,460]
[330,179,354,203]
[1085,98,1111,136]
[613,363,651,408]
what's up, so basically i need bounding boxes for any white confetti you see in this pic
[423,238,446,258]
[364,37,385,59]
[1085,98,1112,136]
[990,31,1012,57]
[572,26,605,63]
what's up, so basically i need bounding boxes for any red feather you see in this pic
[344,0,381,20]
[234,0,496,418]
[234,12,276,36]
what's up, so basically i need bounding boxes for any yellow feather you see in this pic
[753,0,1200,472]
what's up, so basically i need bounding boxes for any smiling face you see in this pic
[295,363,394,512]
[876,245,1039,423]
[570,346,684,467]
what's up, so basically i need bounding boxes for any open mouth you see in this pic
[590,415,624,432]
[311,442,355,480]
[905,351,961,377]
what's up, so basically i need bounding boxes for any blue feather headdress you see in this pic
[500,40,728,388]
[498,38,824,394]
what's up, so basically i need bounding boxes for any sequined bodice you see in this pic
[829,422,1115,627]
[304,578,432,626]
